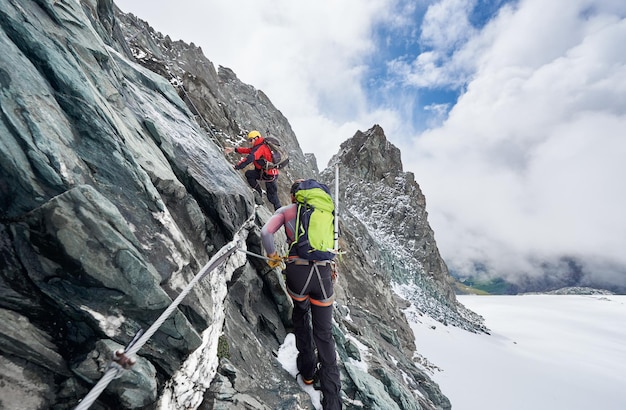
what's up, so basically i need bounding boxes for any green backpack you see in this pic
[290,179,336,260]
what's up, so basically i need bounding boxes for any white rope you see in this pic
[74,229,249,410]
[74,367,119,410]
[125,240,240,358]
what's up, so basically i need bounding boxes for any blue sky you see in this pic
[115,0,626,290]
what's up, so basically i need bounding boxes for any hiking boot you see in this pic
[296,352,317,380]
[297,371,318,387]
[297,362,320,388]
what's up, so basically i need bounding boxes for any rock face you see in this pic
[0,1,483,409]
[114,9,315,207]
[322,126,486,331]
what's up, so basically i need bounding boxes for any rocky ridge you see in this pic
[322,127,486,332]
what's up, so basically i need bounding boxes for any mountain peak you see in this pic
[331,124,403,181]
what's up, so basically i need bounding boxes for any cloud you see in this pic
[405,0,626,286]
[386,0,478,90]
[420,0,477,50]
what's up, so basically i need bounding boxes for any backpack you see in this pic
[290,179,336,260]
[263,136,289,170]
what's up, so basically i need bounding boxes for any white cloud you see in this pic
[420,0,476,50]
[387,0,478,89]
[405,0,626,285]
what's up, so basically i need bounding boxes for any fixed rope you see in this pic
[239,248,281,261]
[74,231,248,410]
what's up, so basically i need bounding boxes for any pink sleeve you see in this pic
[260,211,286,255]
[260,204,296,255]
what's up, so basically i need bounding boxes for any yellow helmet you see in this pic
[247,130,261,140]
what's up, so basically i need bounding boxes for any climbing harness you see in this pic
[286,261,335,307]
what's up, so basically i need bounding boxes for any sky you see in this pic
[278,294,626,409]
[114,0,626,289]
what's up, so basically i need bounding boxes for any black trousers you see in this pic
[244,168,281,210]
[286,261,342,410]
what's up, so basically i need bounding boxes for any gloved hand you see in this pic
[267,253,283,269]
[234,159,245,170]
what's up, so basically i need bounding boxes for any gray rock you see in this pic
[0,308,68,374]
[345,362,402,410]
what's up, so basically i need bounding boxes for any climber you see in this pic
[260,180,342,410]
[224,130,282,210]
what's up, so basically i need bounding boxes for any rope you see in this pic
[239,249,271,260]
[125,241,240,358]
[74,235,246,410]
[74,367,119,410]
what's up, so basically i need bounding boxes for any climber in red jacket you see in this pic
[224,130,282,210]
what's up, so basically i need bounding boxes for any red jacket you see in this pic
[234,137,278,175]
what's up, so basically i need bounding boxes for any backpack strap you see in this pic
[263,137,289,170]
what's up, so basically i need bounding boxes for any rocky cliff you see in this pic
[321,126,485,331]
[0,1,483,409]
